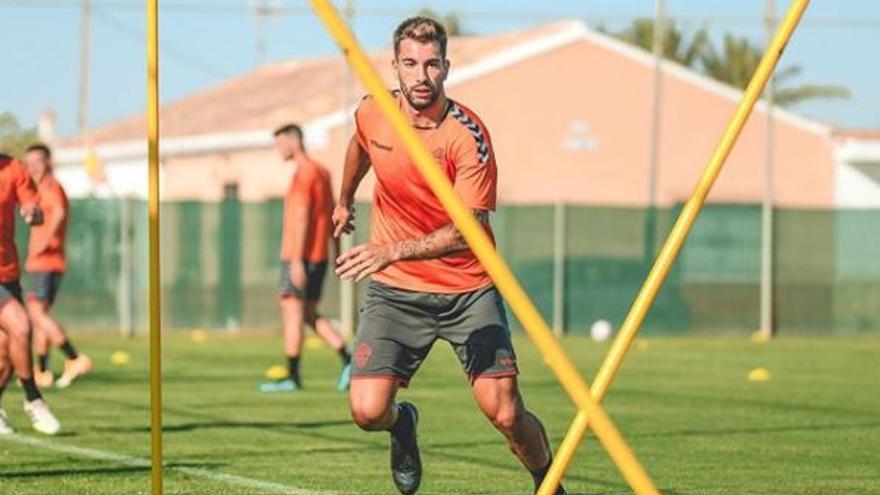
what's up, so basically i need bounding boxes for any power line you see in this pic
[4,1,880,29]
[91,9,232,80]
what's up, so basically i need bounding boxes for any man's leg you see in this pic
[471,376,564,494]
[0,298,38,393]
[0,331,12,434]
[305,302,350,362]
[350,376,421,495]
[304,302,352,390]
[349,376,399,431]
[26,274,91,389]
[29,302,51,382]
[0,295,60,435]
[280,295,305,387]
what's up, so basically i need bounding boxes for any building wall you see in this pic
[65,38,838,207]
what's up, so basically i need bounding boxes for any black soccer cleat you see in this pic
[390,401,422,495]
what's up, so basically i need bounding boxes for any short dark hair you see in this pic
[26,143,52,159]
[273,123,303,141]
[394,16,447,59]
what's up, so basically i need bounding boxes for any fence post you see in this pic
[117,196,134,337]
[553,201,566,336]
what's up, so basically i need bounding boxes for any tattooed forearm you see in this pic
[393,210,489,262]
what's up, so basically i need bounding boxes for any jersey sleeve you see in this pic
[354,95,373,150]
[45,182,68,217]
[451,127,497,212]
[13,161,36,206]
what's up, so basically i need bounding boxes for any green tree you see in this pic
[614,19,850,107]
[700,33,850,106]
[616,18,709,68]
[0,112,38,157]
[417,8,463,36]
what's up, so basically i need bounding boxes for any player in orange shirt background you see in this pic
[0,152,61,435]
[260,124,352,393]
[24,144,92,390]
[332,17,565,495]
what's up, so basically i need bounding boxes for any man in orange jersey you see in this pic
[332,17,565,495]
[24,144,92,389]
[0,152,60,435]
[260,123,352,393]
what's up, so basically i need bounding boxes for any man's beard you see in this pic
[401,81,439,111]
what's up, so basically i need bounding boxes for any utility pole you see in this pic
[339,0,356,339]
[78,0,91,133]
[250,0,281,66]
[645,0,665,262]
[759,0,777,340]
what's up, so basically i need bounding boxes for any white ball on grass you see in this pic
[590,319,613,342]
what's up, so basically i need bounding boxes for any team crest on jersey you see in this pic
[355,342,373,369]
[450,104,490,165]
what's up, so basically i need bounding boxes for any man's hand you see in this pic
[289,260,307,290]
[21,205,43,225]
[335,243,397,282]
[332,204,356,238]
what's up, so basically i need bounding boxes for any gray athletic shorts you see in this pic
[0,280,23,307]
[351,281,518,386]
[26,271,63,307]
[279,260,327,301]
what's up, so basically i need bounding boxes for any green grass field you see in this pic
[0,332,877,495]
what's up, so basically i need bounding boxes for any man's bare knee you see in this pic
[488,402,524,435]
[350,402,393,431]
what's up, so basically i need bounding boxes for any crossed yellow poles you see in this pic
[147,1,810,494]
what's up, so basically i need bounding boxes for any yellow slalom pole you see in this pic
[308,2,658,494]
[147,0,163,494]
[537,1,811,493]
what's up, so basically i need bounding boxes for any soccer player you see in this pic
[260,124,352,392]
[0,152,60,435]
[24,143,92,389]
[333,17,566,495]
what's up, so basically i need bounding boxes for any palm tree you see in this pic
[0,112,38,157]
[700,33,849,106]
[615,19,849,107]
[615,19,709,68]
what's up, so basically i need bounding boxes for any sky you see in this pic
[1,0,880,137]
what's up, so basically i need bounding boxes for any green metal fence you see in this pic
[17,199,878,335]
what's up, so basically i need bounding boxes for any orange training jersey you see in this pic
[354,93,497,293]
[26,174,69,273]
[0,156,37,282]
[280,158,334,263]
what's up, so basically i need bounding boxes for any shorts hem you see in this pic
[350,374,410,388]
[468,369,519,384]
[279,292,319,302]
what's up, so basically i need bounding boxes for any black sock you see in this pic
[286,355,300,384]
[60,341,78,360]
[21,378,42,402]
[530,457,565,494]
[338,347,351,365]
[389,403,411,436]
[38,354,50,372]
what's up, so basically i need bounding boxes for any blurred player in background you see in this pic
[24,143,92,389]
[332,17,565,495]
[260,124,352,393]
[0,152,60,435]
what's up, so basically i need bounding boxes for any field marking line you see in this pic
[1,433,334,495]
